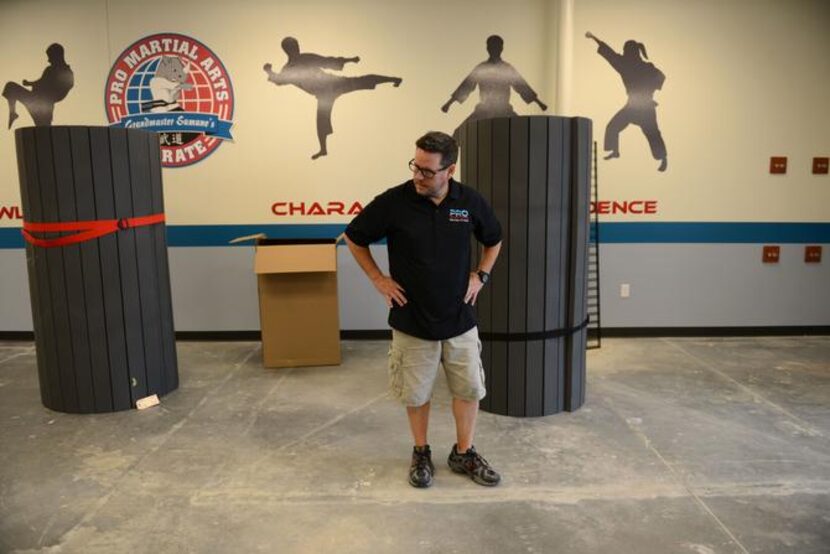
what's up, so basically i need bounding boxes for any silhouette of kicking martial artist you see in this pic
[264,37,402,160]
[441,35,547,132]
[3,43,74,129]
[586,32,667,172]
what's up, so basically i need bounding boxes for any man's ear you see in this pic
[447,163,457,179]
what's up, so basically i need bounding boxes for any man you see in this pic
[441,35,547,134]
[344,131,503,488]
[264,37,402,160]
[3,43,74,129]
[585,31,667,172]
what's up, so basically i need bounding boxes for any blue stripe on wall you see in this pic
[1,222,829,249]
[594,223,830,244]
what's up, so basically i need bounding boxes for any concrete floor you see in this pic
[0,336,828,554]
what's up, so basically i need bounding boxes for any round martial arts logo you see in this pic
[104,33,234,168]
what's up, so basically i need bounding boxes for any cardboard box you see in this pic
[233,235,341,368]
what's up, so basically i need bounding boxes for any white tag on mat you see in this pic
[136,394,160,410]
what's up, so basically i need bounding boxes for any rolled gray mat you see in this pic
[457,116,591,417]
[15,126,178,413]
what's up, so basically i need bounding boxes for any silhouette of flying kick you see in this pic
[264,37,402,160]
[442,35,547,133]
[586,32,667,172]
[3,43,74,129]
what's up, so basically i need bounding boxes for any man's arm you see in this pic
[586,32,621,70]
[305,53,359,71]
[441,69,478,112]
[344,235,407,308]
[263,63,288,85]
[464,241,502,305]
[23,66,51,88]
[507,65,547,111]
[585,31,605,47]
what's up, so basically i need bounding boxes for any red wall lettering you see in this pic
[590,200,659,215]
[0,206,23,220]
[271,201,364,216]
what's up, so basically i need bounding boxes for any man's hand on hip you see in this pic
[464,272,485,305]
[372,274,408,308]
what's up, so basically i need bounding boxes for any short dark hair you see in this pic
[416,131,458,168]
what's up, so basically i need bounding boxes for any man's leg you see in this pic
[29,104,54,127]
[442,328,486,448]
[443,328,500,486]
[407,401,431,447]
[638,107,667,171]
[342,75,402,93]
[3,82,26,129]
[603,106,632,159]
[452,397,478,453]
[407,402,434,488]
[312,99,333,159]
[390,330,441,488]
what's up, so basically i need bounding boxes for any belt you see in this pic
[22,213,166,248]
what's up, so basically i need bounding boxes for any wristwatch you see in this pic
[476,270,490,285]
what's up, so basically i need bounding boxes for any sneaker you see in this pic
[409,445,434,488]
[447,444,501,486]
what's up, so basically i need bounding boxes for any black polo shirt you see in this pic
[345,179,502,340]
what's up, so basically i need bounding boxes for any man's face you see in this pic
[411,148,455,200]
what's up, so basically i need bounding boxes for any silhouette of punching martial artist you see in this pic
[441,35,547,132]
[3,43,74,129]
[586,32,667,172]
[264,37,402,160]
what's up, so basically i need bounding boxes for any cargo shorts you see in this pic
[387,326,487,407]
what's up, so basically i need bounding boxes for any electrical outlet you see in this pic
[763,245,780,263]
[620,283,630,298]
[770,157,787,174]
[805,245,822,263]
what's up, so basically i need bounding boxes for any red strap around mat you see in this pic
[22,213,166,248]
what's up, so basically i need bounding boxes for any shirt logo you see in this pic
[104,33,234,168]
[449,208,470,223]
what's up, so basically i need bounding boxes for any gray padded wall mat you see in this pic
[457,116,591,417]
[15,126,178,413]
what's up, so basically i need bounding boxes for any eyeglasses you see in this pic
[409,159,450,179]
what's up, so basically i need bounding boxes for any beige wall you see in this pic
[2,0,828,227]
[571,0,830,221]
[1,0,828,331]
[0,0,553,226]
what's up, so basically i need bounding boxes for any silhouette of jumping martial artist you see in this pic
[3,43,74,129]
[586,32,667,172]
[263,37,402,160]
[441,35,547,132]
